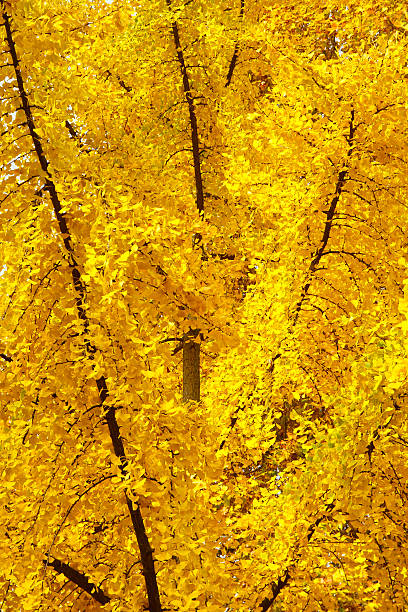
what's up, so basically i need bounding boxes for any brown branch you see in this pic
[65,119,92,153]
[259,571,290,611]
[166,0,204,216]
[65,119,78,140]
[96,378,162,612]
[117,77,132,92]
[2,7,162,611]
[104,69,132,92]
[225,0,244,87]
[293,110,356,322]
[1,6,89,335]
[220,116,357,445]
[45,557,111,606]
[182,332,200,401]
[45,475,114,564]
[259,502,335,611]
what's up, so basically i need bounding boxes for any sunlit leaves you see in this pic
[0,0,408,609]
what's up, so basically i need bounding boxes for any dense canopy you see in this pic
[1,0,408,610]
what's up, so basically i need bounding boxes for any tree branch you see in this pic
[104,69,132,92]
[259,502,335,610]
[65,119,78,140]
[1,5,89,336]
[45,556,111,606]
[166,0,204,216]
[2,7,162,611]
[225,0,244,87]
[97,378,162,612]
[293,110,356,322]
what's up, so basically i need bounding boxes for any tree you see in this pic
[0,0,407,610]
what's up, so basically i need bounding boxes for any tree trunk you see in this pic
[182,335,200,402]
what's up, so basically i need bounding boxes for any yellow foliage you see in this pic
[0,0,407,610]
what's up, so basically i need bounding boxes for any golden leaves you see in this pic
[1,0,408,609]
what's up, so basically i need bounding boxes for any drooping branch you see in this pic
[225,0,245,87]
[1,6,89,335]
[45,475,115,564]
[293,110,356,322]
[259,502,335,611]
[166,0,204,216]
[45,557,111,606]
[224,111,357,442]
[1,7,162,611]
[220,56,357,450]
